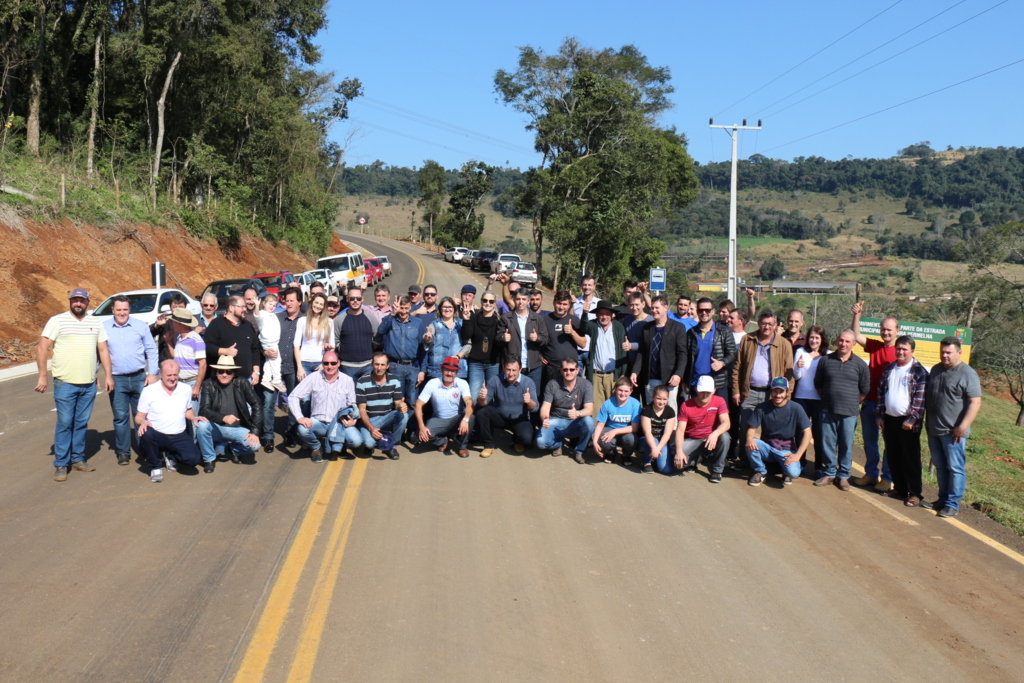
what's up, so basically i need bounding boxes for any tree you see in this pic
[437,161,495,247]
[759,255,786,281]
[899,141,934,158]
[417,160,446,245]
[494,38,697,290]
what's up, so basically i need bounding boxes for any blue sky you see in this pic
[317,0,1022,171]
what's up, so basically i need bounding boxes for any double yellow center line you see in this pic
[233,458,369,682]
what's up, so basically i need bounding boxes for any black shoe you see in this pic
[920,499,936,510]
[782,475,794,486]
[388,449,399,460]
[262,438,275,453]
[54,466,68,482]
[230,451,241,464]
[366,448,375,458]
[710,472,723,483]
[748,472,764,487]
[116,452,131,466]
[937,505,959,518]
[203,461,216,474]
[283,435,297,448]
[642,464,653,474]
[310,449,323,463]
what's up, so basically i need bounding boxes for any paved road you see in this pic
[0,233,1022,682]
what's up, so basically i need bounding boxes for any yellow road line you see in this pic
[849,461,1024,567]
[285,458,370,683]
[849,487,919,526]
[345,232,425,283]
[233,461,346,683]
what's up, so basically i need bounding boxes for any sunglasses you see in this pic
[322,361,340,366]
[201,303,217,308]
[424,292,437,297]
[482,299,496,304]
[216,370,235,375]
[347,297,362,301]
[698,308,714,313]
[561,367,578,372]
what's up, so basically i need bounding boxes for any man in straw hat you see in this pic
[135,359,203,482]
[170,308,206,414]
[196,355,264,473]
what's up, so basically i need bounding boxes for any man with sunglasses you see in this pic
[197,293,219,336]
[197,355,264,472]
[332,286,380,382]
[288,350,361,462]
[411,284,439,320]
[686,297,736,401]
[536,357,596,463]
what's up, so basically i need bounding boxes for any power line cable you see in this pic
[348,118,509,165]
[760,57,1024,153]
[758,0,1008,119]
[751,0,971,117]
[359,97,536,156]
[711,0,905,118]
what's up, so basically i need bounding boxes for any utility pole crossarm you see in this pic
[709,118,762,304]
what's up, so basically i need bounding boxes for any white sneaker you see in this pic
[261,376,276,391]
[151,468,164,483]
[273,381,287,393]
[164,455,177,472]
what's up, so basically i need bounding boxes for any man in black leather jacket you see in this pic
[195,355,264,472]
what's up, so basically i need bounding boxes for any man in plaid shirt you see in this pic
[874,335,930,508]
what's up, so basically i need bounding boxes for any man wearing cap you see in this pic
[574,299,628,408]
[103,294,159,466]
[632,295,689,408]
[288,349,361,462]
[813,329,871,491]
[536,357,595,463]
[457,284,480,318]
[170,308,207,414]
[37,288,114,481]
[499,287,549,395]
[745,377,811,487]
[325,295,342,319]
[411,284,439,320]
[670,375,732,480]
[204,295,261,388]
[476,357,538,457]
[407,284,424,313]
[196,355,264,473]
[355,352,408,460]
[135,359,203,482]
[415,356,474,457]
[332,285,380,382]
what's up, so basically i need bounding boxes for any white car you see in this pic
[465,250,479,267]
[510,262,538,285]
[490,253,521,274]
[301,268,338,296]
[445,247,470,263]
[375,255,392,277]
[89,288,202,326]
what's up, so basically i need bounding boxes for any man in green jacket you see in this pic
[574,300,629,408]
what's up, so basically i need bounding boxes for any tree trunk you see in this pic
[552,260,560,293]
[26,19,43,156]
[86,30,101,177]
[1017,405,1024,427]
[151,51,181,203]
[532,213,543,273]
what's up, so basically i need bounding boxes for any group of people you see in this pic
[36,267,982,518]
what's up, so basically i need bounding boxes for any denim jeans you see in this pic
[467,360,500,402]
[928,433,967,511]
[341,363,371,382]
[794,397,823,473]
[819,411,858,479]
[536,416,596,455]
[297,418,361,453]
[260,371,298,439]
[195,421,260,462]
[422,415,473,451]
[53,379,97,467]
[644,441,671,473]
[359,410,411,449]
[748,439,803,478]
[109,372,145,456]
[860,399,891,481]
[389,363,422,436]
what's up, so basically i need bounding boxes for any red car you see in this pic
[363,258,383,286]
[251,271,297,295]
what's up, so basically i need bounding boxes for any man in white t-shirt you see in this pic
[136,359,203,482]
[415,356,474,457]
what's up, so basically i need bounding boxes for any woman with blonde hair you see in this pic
[295,292,334,381]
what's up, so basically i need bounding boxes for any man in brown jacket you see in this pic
[731,308,793,466]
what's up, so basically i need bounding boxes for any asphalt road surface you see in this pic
[1,233,1022,682]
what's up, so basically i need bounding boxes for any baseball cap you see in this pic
[69,288,90,300]
[376,432,395,452]
[408,284,422,294]
[326,295,340,304]
[461,284,477,295]
[441,356,460,371]
[769,377,789,391]
[696,375,716,393]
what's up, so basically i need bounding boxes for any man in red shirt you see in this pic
[673,375,731,482]
[851,302,897,492]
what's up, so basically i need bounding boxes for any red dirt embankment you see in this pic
[0,218,348,363]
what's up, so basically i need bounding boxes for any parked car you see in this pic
[301,268,339,296]
[490,253,522,275]
[252,271,297,295]
[200,278,268,314]
[364,258,384,286]
[292,272,316,299]
[375,255,392,277]
[510,262,539,285]
[472,250,498,271]
[317,252,365,289]
[445,247,470,263]
[90,288,202,325]
[465,250,479,267]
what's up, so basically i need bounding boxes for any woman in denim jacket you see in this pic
[423,297,470,381]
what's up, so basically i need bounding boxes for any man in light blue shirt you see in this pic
[102,295,159,465]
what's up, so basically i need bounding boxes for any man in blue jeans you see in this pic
[923,336,982,518]
[374,296,426,443]
[851,302,898,491]
[814,329,870,491]
[537,357,596,464]
[103,294,160,465]
[36,288,114,481]
[288,350,362,462]
[355,353,409,460]
[746,377,812,487]
[196,355,264,473]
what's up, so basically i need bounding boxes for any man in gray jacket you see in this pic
[499,288,550,396]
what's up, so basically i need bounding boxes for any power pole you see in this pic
[709,118,761,304]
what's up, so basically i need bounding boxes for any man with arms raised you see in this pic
[851,302,898,492]
[135,359,203,482]
[37,288,114,481]
[745,377,811,487]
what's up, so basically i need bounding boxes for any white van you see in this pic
[317,252,366,289]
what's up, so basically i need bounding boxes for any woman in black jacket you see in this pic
[460,292,505,401]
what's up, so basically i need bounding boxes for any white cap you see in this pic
[696,375,716,393]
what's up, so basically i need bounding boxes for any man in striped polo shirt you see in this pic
[355,352,409,460]
[171,309,207,414]
[36,288,114,481]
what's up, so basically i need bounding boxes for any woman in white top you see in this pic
[792,324,828,477]
[295,293,334,380]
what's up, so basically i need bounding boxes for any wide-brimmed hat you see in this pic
[170,309,198,327]
[210,355,242,370]
[594,299,616,314]
[441,356,460,371]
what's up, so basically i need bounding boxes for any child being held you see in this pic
[256,294,286,392]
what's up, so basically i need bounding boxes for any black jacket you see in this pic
[632,319,689,387]
[199,376,264,436]
[685,322,738,393]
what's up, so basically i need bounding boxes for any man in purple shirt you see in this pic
[288,350,361,462]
